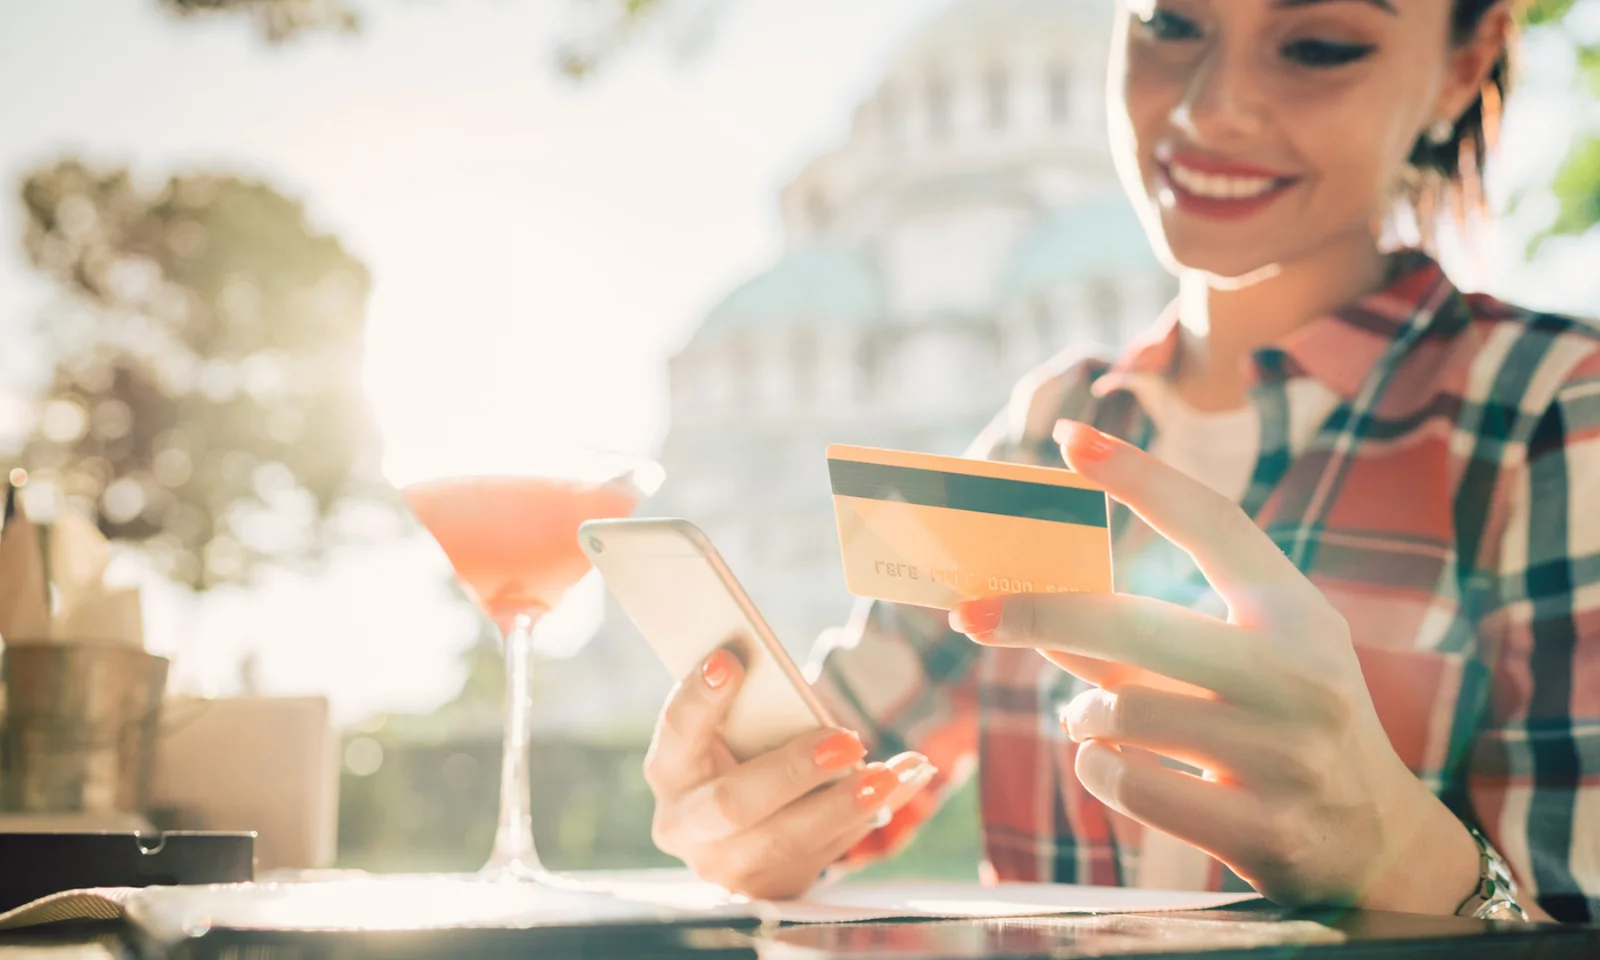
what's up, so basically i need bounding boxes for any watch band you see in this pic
[1455,822,1529,921]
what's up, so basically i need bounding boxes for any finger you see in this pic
[1062,685,1288,785]
[644,648,745,797]
[955,592,1270,707]
[667,727,867,845]
[1053,420,1315,621]
[1073,738,1262,867]
[733,752,936,899]
[859,751,944,826]
[1037,650,1213,698]
[705,754,937,890]
[742,813,890,901]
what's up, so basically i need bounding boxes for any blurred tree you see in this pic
[155,0,722,79]
[160,0,360,42]
[17,159,386,590]
[549,0,722,80]
[1524,0,1600,247]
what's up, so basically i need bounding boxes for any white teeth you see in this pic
[1168,163,1278,200]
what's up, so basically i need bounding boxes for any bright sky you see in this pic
[0,0,1596,725]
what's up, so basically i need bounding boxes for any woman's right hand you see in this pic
[644,648,938,900]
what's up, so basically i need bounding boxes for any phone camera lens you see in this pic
[588,537,604,554]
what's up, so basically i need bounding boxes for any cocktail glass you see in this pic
[399,447,662,884]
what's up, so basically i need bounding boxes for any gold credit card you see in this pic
[827,444,1112,610]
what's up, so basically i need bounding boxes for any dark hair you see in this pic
[1406,0,1517,224]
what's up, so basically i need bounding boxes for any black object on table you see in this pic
[3,902,1599,959]
[0,832,254,914]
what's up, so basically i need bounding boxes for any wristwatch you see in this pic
[1455,823,1529,921]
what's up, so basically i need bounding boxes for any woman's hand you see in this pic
[644,648,937,901]
[948,420,1480,913]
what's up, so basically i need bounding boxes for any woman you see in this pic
[643,0,1599,923]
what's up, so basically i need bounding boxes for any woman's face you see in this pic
[1108,0,1499,280]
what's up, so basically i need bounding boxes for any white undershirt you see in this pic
[1118,373,1340,890]
[1141,386,1261,502]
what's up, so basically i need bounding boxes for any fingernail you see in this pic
[900,761,938,788]
[950,597,1004,636]
[855,767,901,809]
[1054,419,1117,463]
[1057,705,1084,742]
[702,649,734,689]
[813,730,866,771]
[886,752,931,777]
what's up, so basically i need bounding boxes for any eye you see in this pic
[1137,8,1203,43]
[1281,38,1376,68]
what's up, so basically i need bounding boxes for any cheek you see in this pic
[1294,94,1417,218]
[1118,62,1181,177]
[1291,67,1432,213]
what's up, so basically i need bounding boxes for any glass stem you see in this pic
[484,609,546,880]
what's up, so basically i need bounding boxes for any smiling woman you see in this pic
[631,0,1600,926]
[1111,0,1513,281]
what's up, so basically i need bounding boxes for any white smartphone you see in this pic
[577,517,836,762]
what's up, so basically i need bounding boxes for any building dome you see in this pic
[699,246,885,337]
[997,197,1161,304]
[890,0,1111,69]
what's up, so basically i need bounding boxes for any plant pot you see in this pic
[1,642,170,816]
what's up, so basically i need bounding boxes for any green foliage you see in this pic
[1519,0,1600,249]
[334,729,983,878]
[1548,135,1600,240]
[159,0,360,43]
[152,0,709,79]
[16,159,387,590]
[335,733,678,873]
[1525,0,1581,27]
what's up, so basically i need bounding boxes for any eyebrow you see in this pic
[1272,0,1398,13]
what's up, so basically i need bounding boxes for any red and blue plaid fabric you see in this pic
[809,251,1600,922]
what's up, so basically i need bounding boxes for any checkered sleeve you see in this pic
[1475,347,1600,923]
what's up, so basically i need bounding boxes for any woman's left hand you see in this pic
[948,420,1480,912]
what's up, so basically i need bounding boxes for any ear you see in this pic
[1431,2,1512,124]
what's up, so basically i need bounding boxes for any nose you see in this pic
[1170,36,1267,146]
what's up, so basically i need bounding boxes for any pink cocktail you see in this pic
[405,477,638,630]
[401,452,661,883]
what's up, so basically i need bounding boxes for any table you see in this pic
[1,903,1596,960]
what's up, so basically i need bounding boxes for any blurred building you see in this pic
[541,0,1174,733]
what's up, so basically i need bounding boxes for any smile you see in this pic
[1168,164,1279,199]
[1157,154,1299,220]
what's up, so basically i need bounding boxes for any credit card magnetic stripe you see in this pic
[827,459,1107,528]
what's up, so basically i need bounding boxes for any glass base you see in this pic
[475,857,590,893]
[477,856,552,885]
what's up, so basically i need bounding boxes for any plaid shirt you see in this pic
[809,251,1600,922]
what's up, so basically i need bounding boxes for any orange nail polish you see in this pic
[813,730,866,770]
[1053,420,1117,463]
[950,597,1004,636]
[702,650,733,689]
[856,768,901,809]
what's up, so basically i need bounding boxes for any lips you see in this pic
[1156,151,1300,221]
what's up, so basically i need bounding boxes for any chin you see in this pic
[1122,181,1288,285]
[1157,224,1285,285]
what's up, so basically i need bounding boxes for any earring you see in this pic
[1424,117,1455,146]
